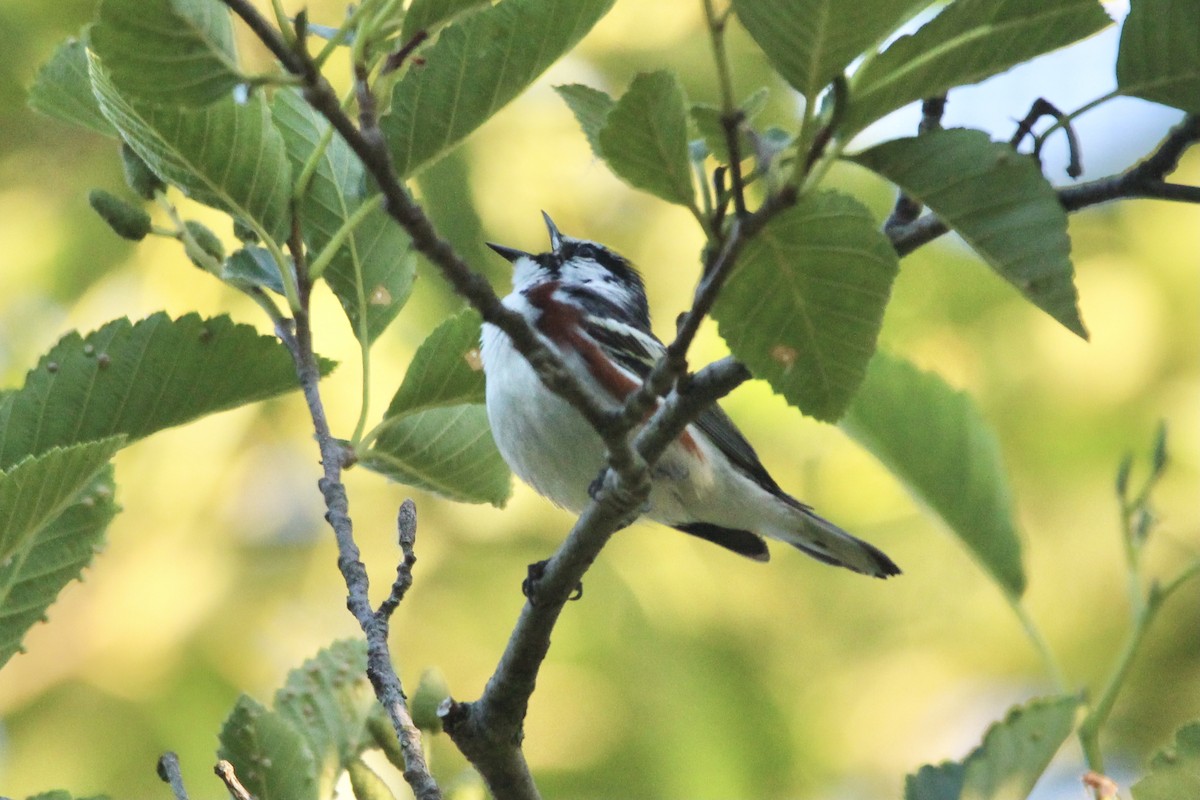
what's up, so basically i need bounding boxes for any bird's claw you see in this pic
[522,559,583,605]
[587,471,607,501]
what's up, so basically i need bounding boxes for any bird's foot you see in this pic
[522,559,583,605]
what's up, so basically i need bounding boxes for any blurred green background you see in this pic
[1,1,1197,798]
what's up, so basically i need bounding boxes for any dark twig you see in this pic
[214,760,253,800]
[721,110,749,217]
[710,166,729,233]
[886,95,947,234]
[383,29,429,74]
[1011,98,1083,178]
[377,499,418,619]
[354,61,379,134]
[890,113,1200,256]
[156,752,189,800]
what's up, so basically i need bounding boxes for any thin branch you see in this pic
[277,188,442,800]
[214,760,254,800]
[383,29,429,75]
[377,499,418,619]
[1010,97,1082,178]
[889,113,1200,256]
[156,752,190,800]
[886,95,947,234]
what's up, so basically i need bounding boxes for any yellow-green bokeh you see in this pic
[0,2,1197,798]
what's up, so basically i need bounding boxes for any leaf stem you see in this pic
[702,0,746,218]
[269,0,294,46]
[1007,596,1068,691]
[312,1,381,68]
[307,194,385,280]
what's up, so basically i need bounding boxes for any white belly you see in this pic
[480,320,609,512]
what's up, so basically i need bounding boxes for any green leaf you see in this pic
[1134,722,1200,800]
[905,696,1078,800]
[711,191,898,422]
[851,129,1086,338]
[961,696,1079,799]
[414,148,496,285]
[0,313,332,470]
[556,83,615,158]
[382,0,616,177]
[845,0,1112,134]
[274,640,374,799]
[28,35,117,137]
[361,404,511,506]
[0,467,118,669]
[272,89,414,343]
[906,763,966,800]
[221,246,287,295]
[89,54,292,241]
[732,0,928,100]
[0,438,123,562]
[385,310,485,417]
[1117,0,1200,113]
[841,352,1024,598]
[219,696,320,800]
[598,71,695,208]
[323,211,417,344]
[91,0,243,108]
[401,0,492,41]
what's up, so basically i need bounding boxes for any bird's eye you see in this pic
[574,244,597,260]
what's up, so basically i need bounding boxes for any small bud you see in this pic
[89,189,151,241]
[120,143,165,199]
[1151,420,1168,478]
[1115,452,1133,499]
[347,759,395,800]
[410,667,449,734]
[232,217,259,244]
[183,220,225,269]
[1133,506,1155,543]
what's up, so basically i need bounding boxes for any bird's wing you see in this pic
[582,311,788,500]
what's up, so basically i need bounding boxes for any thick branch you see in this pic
[889,113,1200,256]
[439,356,752,793]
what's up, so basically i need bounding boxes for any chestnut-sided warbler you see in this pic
[480,213,899,578]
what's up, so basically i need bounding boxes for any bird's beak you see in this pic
[541,210,563,251]
[486,242,530,263]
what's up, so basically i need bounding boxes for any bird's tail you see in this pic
[769,505,900,579]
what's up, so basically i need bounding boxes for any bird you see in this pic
[479,212,900,578]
